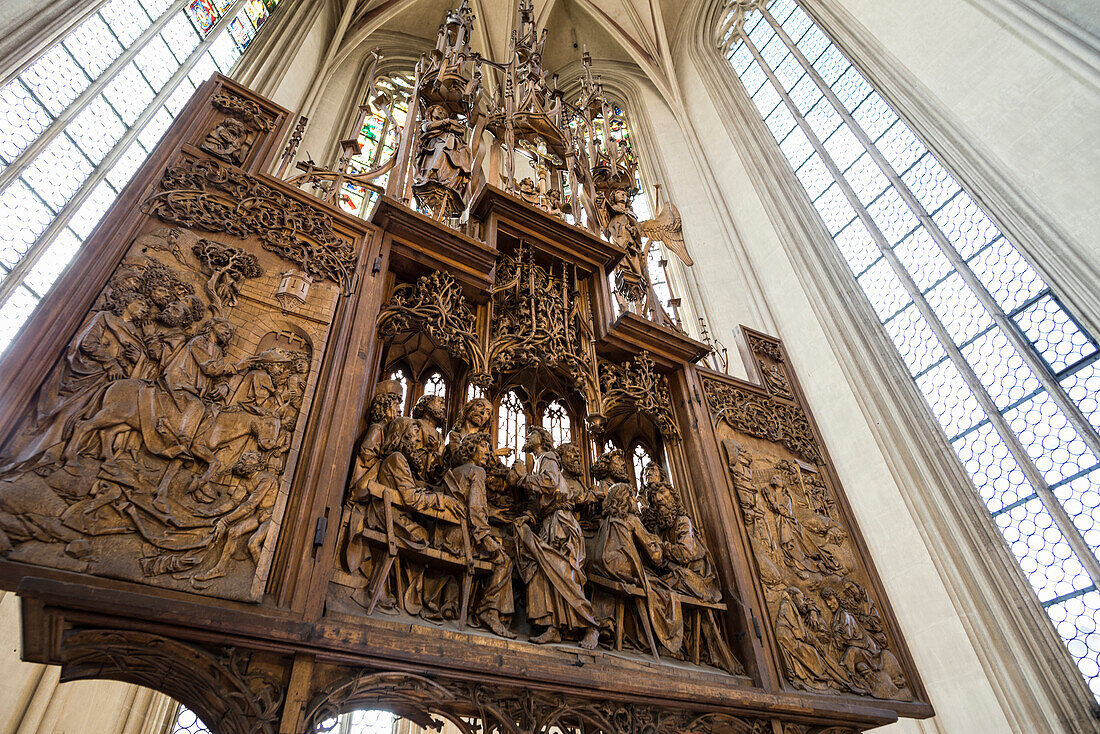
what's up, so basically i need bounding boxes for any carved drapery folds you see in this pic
[702,336,912,702]
[0,150,350,601]
[143,157,357,292]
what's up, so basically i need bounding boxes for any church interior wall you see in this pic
[0,0,1094,732]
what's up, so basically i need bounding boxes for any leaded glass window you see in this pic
[338,74,411,217]
[386,367,409,415]
[467,382,487,401]
[422,369,447,401]
[171,704,212,733]
[631,443,654,489]
[498,390,527,458]
[314,710,395,733]
[542,399,572,446]
[0,0,280,355]
[718,0,1100,699]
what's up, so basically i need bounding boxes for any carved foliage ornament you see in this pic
[60,629,284,734]
[489,249,595,400]
[211,91,276,132]
[305,670,767,734]
[143,158,357,291]
[376,270,482,373]
[599,352,679,441]
[703,379,820,464]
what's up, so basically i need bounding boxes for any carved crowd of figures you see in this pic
[0,242,310,593]
[339,386,741,673]
[723,440,910,701]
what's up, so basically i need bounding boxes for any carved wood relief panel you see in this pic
[702,330,918,702]
[0,87,361,602]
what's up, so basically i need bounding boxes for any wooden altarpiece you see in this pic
[0,31,932,734]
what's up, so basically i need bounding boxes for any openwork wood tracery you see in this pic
[0,7,931,732]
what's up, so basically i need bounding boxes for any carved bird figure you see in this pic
[638,196,694,266]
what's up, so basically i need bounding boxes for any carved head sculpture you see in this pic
[603,482,636,519]
[825,525,847,546]
[651,481,685,531]
[205,318,234,346]
[232,450,265,476]
[112,293,152,324]
[522,425,554,455]
[819,585,840,613]
[290,352,310,374]
[388,417,428,478]
[456,431,491,467]
[427,104,449,122]
[369,380,404,425]
[412,394,447,428]
[592,448,628,483]
[157,296,204,328]
[557,442,583,478]
[641,461,664,488]
[457,397,493,431]
[220,118,246,138]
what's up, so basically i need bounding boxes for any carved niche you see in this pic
[704,332,914,701]
[0,155,358,603]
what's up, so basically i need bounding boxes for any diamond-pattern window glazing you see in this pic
[0,0,282,355]
[720,0,1100,701]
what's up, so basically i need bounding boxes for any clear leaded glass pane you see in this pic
[722,0,1100,699]
[0,0,280,355]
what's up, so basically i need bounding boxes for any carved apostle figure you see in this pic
[590,482,684,653]
[650,481,721,604]
[590,448,628,502]
[511,426,599,648]
[412,104,472,206]
[444,396,492,467]
[775,586,848,691]
[0,291,152,473]
[439,432,516,638]
[764,472,824,579]
[820,585,908,700]
[344,381,404,575]
[411,393,447,483]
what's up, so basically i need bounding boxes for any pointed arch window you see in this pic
[466,382,487,401]
[386,367,410,415]
[631,443,654,489]
[0,0,281,355]
[422,369,447,400]
[719,0,1100,699]
[498,390,527,457]
[338,73,411,216]
[541,399,572,447]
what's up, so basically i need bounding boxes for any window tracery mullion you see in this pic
[0,0,190,195]
[0,0,252,310]
[739,31,1100,591]
[759,7,1100,462]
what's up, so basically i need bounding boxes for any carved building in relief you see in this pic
[0,6,932,732]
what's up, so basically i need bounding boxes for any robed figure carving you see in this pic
[510,426,599,648]
[412,104,473,217]
[590,482,684,653]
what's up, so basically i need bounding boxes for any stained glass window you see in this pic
[0,0,280,355]
[719,0,1100,700]
[498,390,527,458]
[542,399,572,446]
[338,74,411,217]
[422,370,447,400]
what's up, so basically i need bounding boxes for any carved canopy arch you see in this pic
[58,629,284,734]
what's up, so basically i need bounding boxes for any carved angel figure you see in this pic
[638,197,693,267]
